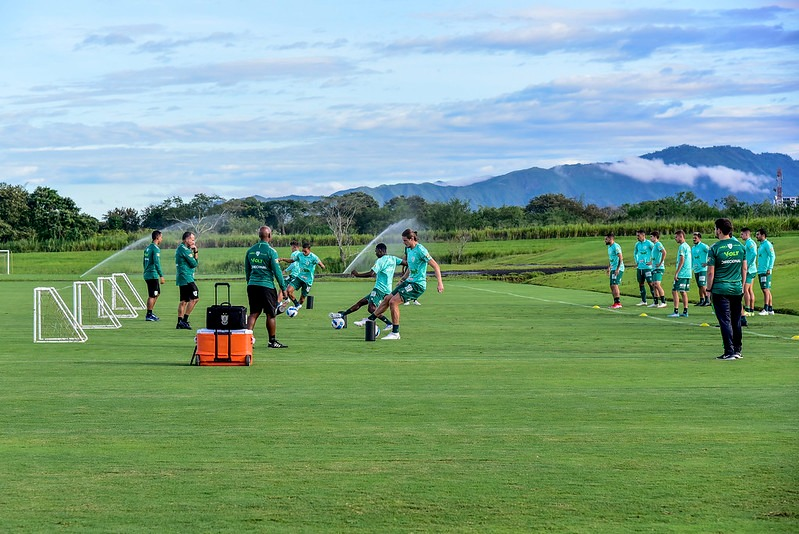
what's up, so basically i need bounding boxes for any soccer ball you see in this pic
[331,317,345,329]
[286,306,299,318]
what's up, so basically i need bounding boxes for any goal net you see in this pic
[112,272,146,310]
[96,276,139,319]
[0,250,9,275]
[33,287,88,343]
[73,281,122,329]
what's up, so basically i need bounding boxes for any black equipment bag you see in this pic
[206,282,247,330]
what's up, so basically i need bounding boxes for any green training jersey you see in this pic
[143,243,163,280]
[372,255,403,294]
[607,242,624,272]
[707,238,745,295]
[651,241,666,270]
[634,240,653,270]
[175,243,197,286]
[676,242,692,278]
[744,237,758,274]
[691,242,709,273]
[285,250,301,277]
[406,243,433,289]
[757,239,775,273]
[294,251,321,286]
[245,241,286,290]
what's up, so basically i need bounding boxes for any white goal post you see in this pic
[96,276,139,319]
[112,272,146,310]
[33,287,88,343]
[73,280,122,329]
[0,250,10,275]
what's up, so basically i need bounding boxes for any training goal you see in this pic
[33,287,88,343]
[96,275,140,319]
[73,280,122,329]
[0,250,10,275]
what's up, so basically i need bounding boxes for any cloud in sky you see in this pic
[0,1,797,218]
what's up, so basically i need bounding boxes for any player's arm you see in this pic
[615,251,623,276]
[674,255,684,280]
[428,258,444,293]
[350,269,376,278]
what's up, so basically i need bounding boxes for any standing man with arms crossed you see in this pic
[649,231,668,308]
[706,218,747,360]
[633,229,654,306]
[668,230,692,318]
[740,227,758,316]
[605,233,624,309]
[175,231,199,330]
[143,230,166,322]
[245,226,288,349]
[364,228,444,340]
[756,228,776,316]
[691,232,710,306]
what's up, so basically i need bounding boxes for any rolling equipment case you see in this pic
[191,283,253,366]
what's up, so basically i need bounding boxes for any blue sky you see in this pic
[1,1,797,218]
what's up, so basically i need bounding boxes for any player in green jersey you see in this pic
[142,230,165,321]
[282,242,326,313]
[365,228,444,340]
[668,230,692,318]
[756,228,776,315]
[175,231,199,330]
[648,231,668,308]
[740,228,758,315]
[605,233,624,309]
[245,226,288,349]
[706,218,747,360]
[330,243,405,333]
[633,229,654,306]
[691,232,710,306]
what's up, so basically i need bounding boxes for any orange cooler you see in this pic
[193,329,254,366]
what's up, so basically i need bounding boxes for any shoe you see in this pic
[268,340,288,349]
[382,332,401,340]
[636,301,648,306]
[680,312,689,318]
[296,304,302,310]
[145,313,159,322]
[722,353,740,360]
[277,299,291,313]
[353,318,368,327]
[657,302,668,308]
[769,310,775,315]
[647,303,657,308]
[758,309,769,316]
[176,320,191,330]
[328,312,342,319]
[404,301,411,306]
[413,300,421,306]
[609,303,622,309]
[667,312,680,318]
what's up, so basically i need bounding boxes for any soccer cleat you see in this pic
[609,303,622,309]
[680,312,689,318]
[176,320,191,330]
[277,299,291,313]
[412,300,421,306]
[328,312,342,319]
[403,301,411,306]
[382,332,401,340]
[769,310,775,315]
[722,353,740,360]
[268,340,288,349]
[636,301,648,306]
[647,303,658,308]
[353,318,368,327]
[296,304,302,310]
[758,309,769,316]
[667,312,680,318]
[657,302,668,308]
[146,313,160,322]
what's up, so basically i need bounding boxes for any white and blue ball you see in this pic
[286,306,299,318]
[331,317,345,329]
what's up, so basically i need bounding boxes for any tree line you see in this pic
[1,183,797,251]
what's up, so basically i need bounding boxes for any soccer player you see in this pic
[282,240,301,283]
[245,226,288,349]
[633,229,654,306]
[364,228,444,340]
[649,231,668,308]
[175,231,199,330]
[691,232,710,306]
[706,218,746,360]
[740,227,758,315]
[668,230,692,318]
[756,228,776,315]
[329,243,404,333]
[283,242,325,312]
[605,233,624,309]
[142,230,165,321]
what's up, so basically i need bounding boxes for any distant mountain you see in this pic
[254,145,798,208]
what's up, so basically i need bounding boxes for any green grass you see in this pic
[0,275,797,532]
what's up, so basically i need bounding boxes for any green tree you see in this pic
[422,199,473,231]
[103,207,141,232]
[316,192,377,264]
[0,183,34,241]
[27,186,97,241]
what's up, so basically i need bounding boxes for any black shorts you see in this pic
[248,285,278,317]
[145,278,161,298]
[179,282,199,302]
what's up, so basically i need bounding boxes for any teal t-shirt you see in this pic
[757,239,775,273]
[691,242,709,273]
[744,238,758,274]
[245,241,286,290]
[634,239,653,270]
[143,243,163,280]
[676,242,692,278]
[651,241,666,270]
[175,243,197,286]
[707,238,745,295]
[406,243,433,289]
[372,255,403,294]
[284,250,300,278]
[294,251,321,286]
[607,242,624,272]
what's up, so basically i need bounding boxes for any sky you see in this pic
[1,1,797,219]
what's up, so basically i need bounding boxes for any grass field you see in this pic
[0,270,797,531]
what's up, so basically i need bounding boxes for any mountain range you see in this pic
[255,145,798,208]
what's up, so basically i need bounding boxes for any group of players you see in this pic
[605,218,777,360]
[141,226,444,349]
